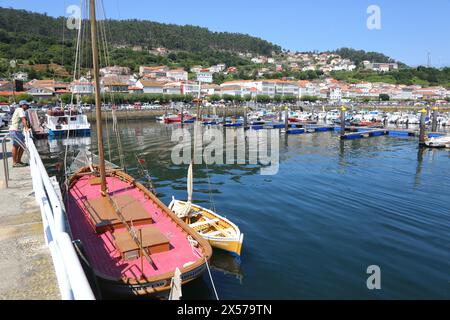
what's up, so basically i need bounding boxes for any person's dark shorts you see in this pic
[10,131,25,147]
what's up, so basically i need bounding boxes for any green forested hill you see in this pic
[332,48,407,68]
[0,7,280,80]
[0,7,280,56]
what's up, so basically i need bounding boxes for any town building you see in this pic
[70,78,94,95]
[363,61,399,72]
[139,65,169,78]
[99,65,131,76]
[135,80,165,94]
[166,68,188,81]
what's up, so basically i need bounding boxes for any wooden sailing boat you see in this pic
[65,0,212,297]
[168,112,244,256]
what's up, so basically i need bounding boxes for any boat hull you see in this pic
[48,128,91,137]
[96,262,208,297]
[206,234,244,257]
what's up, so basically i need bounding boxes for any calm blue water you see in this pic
[37,121,450,299]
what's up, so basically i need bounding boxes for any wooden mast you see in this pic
[90,0,107,194]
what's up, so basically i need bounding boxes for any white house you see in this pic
[70,78,94,95]
[298,81,321,98]
[166,68,188,81]
[329,87,342,100]
[181,81,201,96]
[163,82,182,95]
[196,70,213,83]
[220,85,242,96]
[201,84,221,96]
[139,65,169,78]
[28,87,54,100]
[135,80,165,94]
[209,64,226,73]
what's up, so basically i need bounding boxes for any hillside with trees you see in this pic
[0,7,281,81]
[332,48,407,68]
[0,7,280,57]
[331,66,450,87]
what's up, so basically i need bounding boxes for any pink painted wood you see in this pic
[67,175,201,280]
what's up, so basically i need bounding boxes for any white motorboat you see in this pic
[45,108,91,137]
[425,135,450,148]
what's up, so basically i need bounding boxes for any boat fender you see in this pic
[183,261,195,268]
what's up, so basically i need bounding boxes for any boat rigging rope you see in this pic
[204,257,219,300]
[134,152,156,194]
[204,161,216,213]
[96,2,113,164]
[104,107,112,163]
[63,0,84,184]
[98,1,126,170]
[112,109,125,169]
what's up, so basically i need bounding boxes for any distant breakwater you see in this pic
[86,108,247,122]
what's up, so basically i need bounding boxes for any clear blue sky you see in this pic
[1,0,450,67]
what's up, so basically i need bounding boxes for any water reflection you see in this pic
[414,147,425,187]
[210,250,243,284]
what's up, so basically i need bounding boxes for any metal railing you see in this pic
[24,131,95,300]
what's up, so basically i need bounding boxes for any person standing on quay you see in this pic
[9,100,30,167]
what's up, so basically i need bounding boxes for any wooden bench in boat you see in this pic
[204,228,231,237]
[113,226,170,261]
[190,218,219,229]
[85,194,153,233]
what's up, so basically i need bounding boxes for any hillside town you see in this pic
[0,51,448,103]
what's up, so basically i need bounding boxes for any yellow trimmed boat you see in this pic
[169,163,244,256]
[169,199,244,256]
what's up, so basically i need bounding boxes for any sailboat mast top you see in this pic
[90,0,107,194]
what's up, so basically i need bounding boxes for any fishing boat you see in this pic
[363,110,383,122]
[163,112,194,123]
[317,111,327,121]
[202,115,219,125]
[326,109,340,122]
[45,108,91,137]
[64,0,212,297]
[169,162,244,256]
[387,112,402,124]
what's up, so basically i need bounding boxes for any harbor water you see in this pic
[36,121,450,299]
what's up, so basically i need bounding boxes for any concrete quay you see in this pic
[0,129,59,300]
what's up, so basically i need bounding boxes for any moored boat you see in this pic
[45,108,91,137]
[424,135,450,148]
[169,199,244,256]
[163,112,194,123]
[169,163,244,256]
[66,167,212,296]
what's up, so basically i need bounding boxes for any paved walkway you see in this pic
[0,130,60,299]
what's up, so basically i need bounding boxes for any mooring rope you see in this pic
[205,257,219,300]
